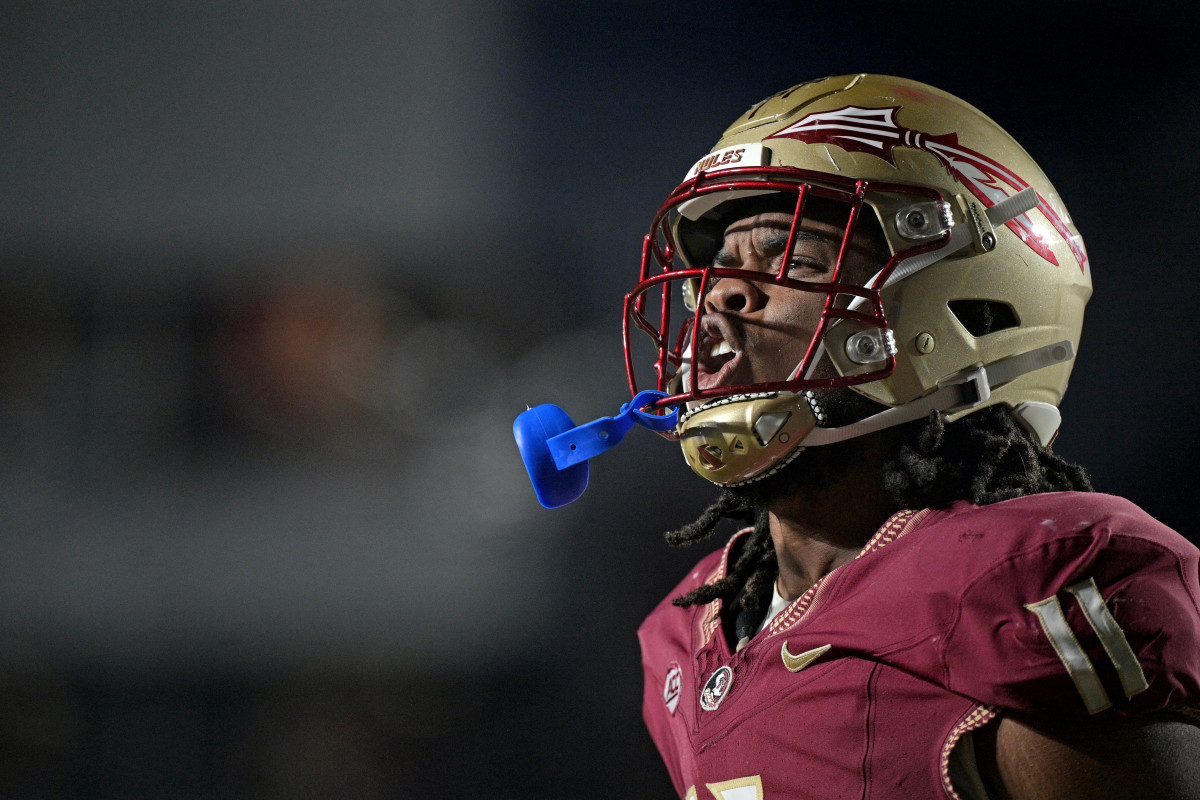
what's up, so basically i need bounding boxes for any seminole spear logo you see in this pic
[766,105,1087,271]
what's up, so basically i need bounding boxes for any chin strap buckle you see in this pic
[941,340,1076,416]
[941,364,992,413]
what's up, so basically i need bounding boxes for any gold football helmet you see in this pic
[624,74,1091,486]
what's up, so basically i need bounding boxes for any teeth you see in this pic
[710,340,735,358]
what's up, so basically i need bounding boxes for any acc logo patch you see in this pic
[699,665,734,711]
[663,662,682,715]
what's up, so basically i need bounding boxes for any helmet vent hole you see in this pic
[948,300,1019,337]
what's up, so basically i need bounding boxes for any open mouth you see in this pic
[695,318,745,391]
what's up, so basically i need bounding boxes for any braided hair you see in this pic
[667,403,1093,611]
[665,492,775,611]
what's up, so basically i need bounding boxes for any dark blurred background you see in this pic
[1,2,1196,797]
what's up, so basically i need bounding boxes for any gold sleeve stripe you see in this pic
[704,775,764,800]
[1065,578,1149,699]
[1025,595,1112,714]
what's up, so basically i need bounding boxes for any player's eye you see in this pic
[786,257,830,277]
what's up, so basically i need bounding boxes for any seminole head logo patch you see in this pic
[699,665,734,711]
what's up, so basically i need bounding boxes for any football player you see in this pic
[627,75,1200,799]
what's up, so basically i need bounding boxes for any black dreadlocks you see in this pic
[667,404,1093,612]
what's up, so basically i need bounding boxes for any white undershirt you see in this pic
[757,581,793,634]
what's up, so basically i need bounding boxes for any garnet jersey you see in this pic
[638,492,1200,800]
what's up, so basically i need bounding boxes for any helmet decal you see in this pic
[766,105,1087,271]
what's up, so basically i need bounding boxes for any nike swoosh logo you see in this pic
[781,642,832,673]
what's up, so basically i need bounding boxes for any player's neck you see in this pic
[765,431,899,601]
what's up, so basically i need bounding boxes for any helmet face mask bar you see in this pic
[624,167,951,417]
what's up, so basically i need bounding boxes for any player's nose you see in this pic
[704,275,766,315]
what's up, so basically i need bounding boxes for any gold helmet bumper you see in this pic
[678,393,818,486]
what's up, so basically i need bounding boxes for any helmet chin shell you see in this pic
[678,393,817,486]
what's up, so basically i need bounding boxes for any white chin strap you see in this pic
[801,340,1075,448]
